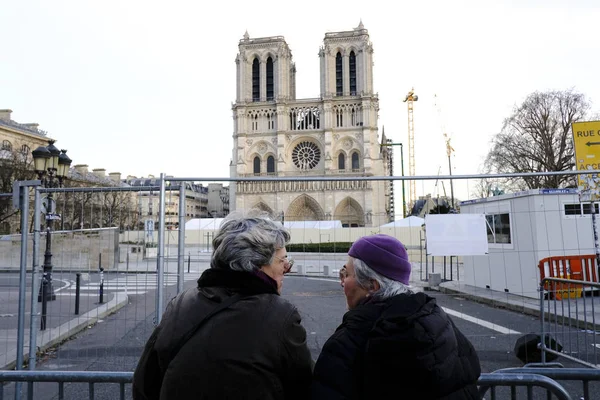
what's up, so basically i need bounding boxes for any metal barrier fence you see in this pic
[0,371,132,400]
[0,369,595,400]
[478,373,572,400]
[3,170,600,399]
[491,367,600,400]
[540,277,600,368]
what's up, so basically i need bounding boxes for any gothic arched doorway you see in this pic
[333,197,364,227]
[286,195,324,221]
[252,201,274,218]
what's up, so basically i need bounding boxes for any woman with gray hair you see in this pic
[133,214,313,400]
[312,234,481,399]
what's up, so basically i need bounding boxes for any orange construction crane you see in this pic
[403,88,418,207]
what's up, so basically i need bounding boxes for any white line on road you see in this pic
[442,307,521,335]
[305,278,339,282]
[302,277,521,335]
[52,279,71,293]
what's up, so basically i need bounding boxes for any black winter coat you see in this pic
[133,268,313,400]
[311,292,481,400]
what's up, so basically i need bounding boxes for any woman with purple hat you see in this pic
[311,234,481,400]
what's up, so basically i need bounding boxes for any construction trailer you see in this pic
[459,189,598,299]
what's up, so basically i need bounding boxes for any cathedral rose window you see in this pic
[292,141,321,170]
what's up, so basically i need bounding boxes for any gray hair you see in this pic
[352,258,411,299]
[211,212,290,272]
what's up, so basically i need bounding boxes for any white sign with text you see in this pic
[425,214,488,256]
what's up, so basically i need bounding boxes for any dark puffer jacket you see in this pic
[133,268,313,400]
[311,292,481,400]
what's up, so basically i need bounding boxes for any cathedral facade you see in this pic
[230,23,392,227]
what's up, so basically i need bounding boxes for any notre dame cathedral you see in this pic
[229,22,392,227]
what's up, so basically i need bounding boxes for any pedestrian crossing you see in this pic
[62,273,198,296]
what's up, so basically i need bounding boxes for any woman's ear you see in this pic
[370,280,380,292]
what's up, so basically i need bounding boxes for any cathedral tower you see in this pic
[230,23,391,227]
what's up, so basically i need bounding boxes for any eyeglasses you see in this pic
[274,255,294,274]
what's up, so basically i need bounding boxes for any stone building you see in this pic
[0,109,52,156]
[230,22,391,227]
[207,183,230,218]
[123,176,209,230]
[0,109,55,234]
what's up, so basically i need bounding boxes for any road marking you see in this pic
[52,279,71,293]
[442,307,521,335]
[64,275,197,296]
[302,277,521,335]
[305,278,339,282]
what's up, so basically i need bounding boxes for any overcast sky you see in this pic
[1,0,598,201]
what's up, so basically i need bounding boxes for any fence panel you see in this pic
[0,370,133,400]
[1,184,170,399]
[492,367,600,400]
[0,370,587,400]
[540,278,600,368]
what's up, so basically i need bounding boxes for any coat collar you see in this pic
[197,267,279,296]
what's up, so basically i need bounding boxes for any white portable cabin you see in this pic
[460,189,597,298]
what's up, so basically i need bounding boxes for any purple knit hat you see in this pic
[348,234,411,284]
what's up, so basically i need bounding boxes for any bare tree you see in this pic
[471,178,494,200]
[0,148,35,232]
[56,183,139,231]
[485,89,591,189]
[99,190,138,229]
[470,175,510,199]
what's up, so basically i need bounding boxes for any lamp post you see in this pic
[381,141,407,218]
[32,141,72,314]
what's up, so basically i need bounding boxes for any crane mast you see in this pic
[435,94,456,211]
[403,88,418,208]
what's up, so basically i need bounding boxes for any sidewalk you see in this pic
[0,290,128,370]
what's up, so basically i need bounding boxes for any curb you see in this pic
[438,284,540,318]
[286,273,337,279]
[2,292,129,370]
[439,284,600,332]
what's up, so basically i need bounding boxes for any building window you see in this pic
[1,140,11,151]
[252,58,260,102]
[336,108,343,127]
[335,52,343,96]
[338,153,345,170]
[292,141,321,170]
[20,144,30,154]
[564,204,581,215]
[252,114,259,131]
[564,203,600,216]
[351,152,360,170]
[349,51,356,95]
[266,57,274,101]
[268,112,275,130]
[485,213,511,244]
[253,156,261,174]
[267,156,275,174]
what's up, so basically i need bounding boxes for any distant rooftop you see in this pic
[123,177,208,193]
[0,109,49,138]
[460,188,579,206]
[68,168,128,187]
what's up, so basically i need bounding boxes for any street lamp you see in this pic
[381,141,407,218]
[32,141,72,314]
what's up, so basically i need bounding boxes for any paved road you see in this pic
[2,274,599,399]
